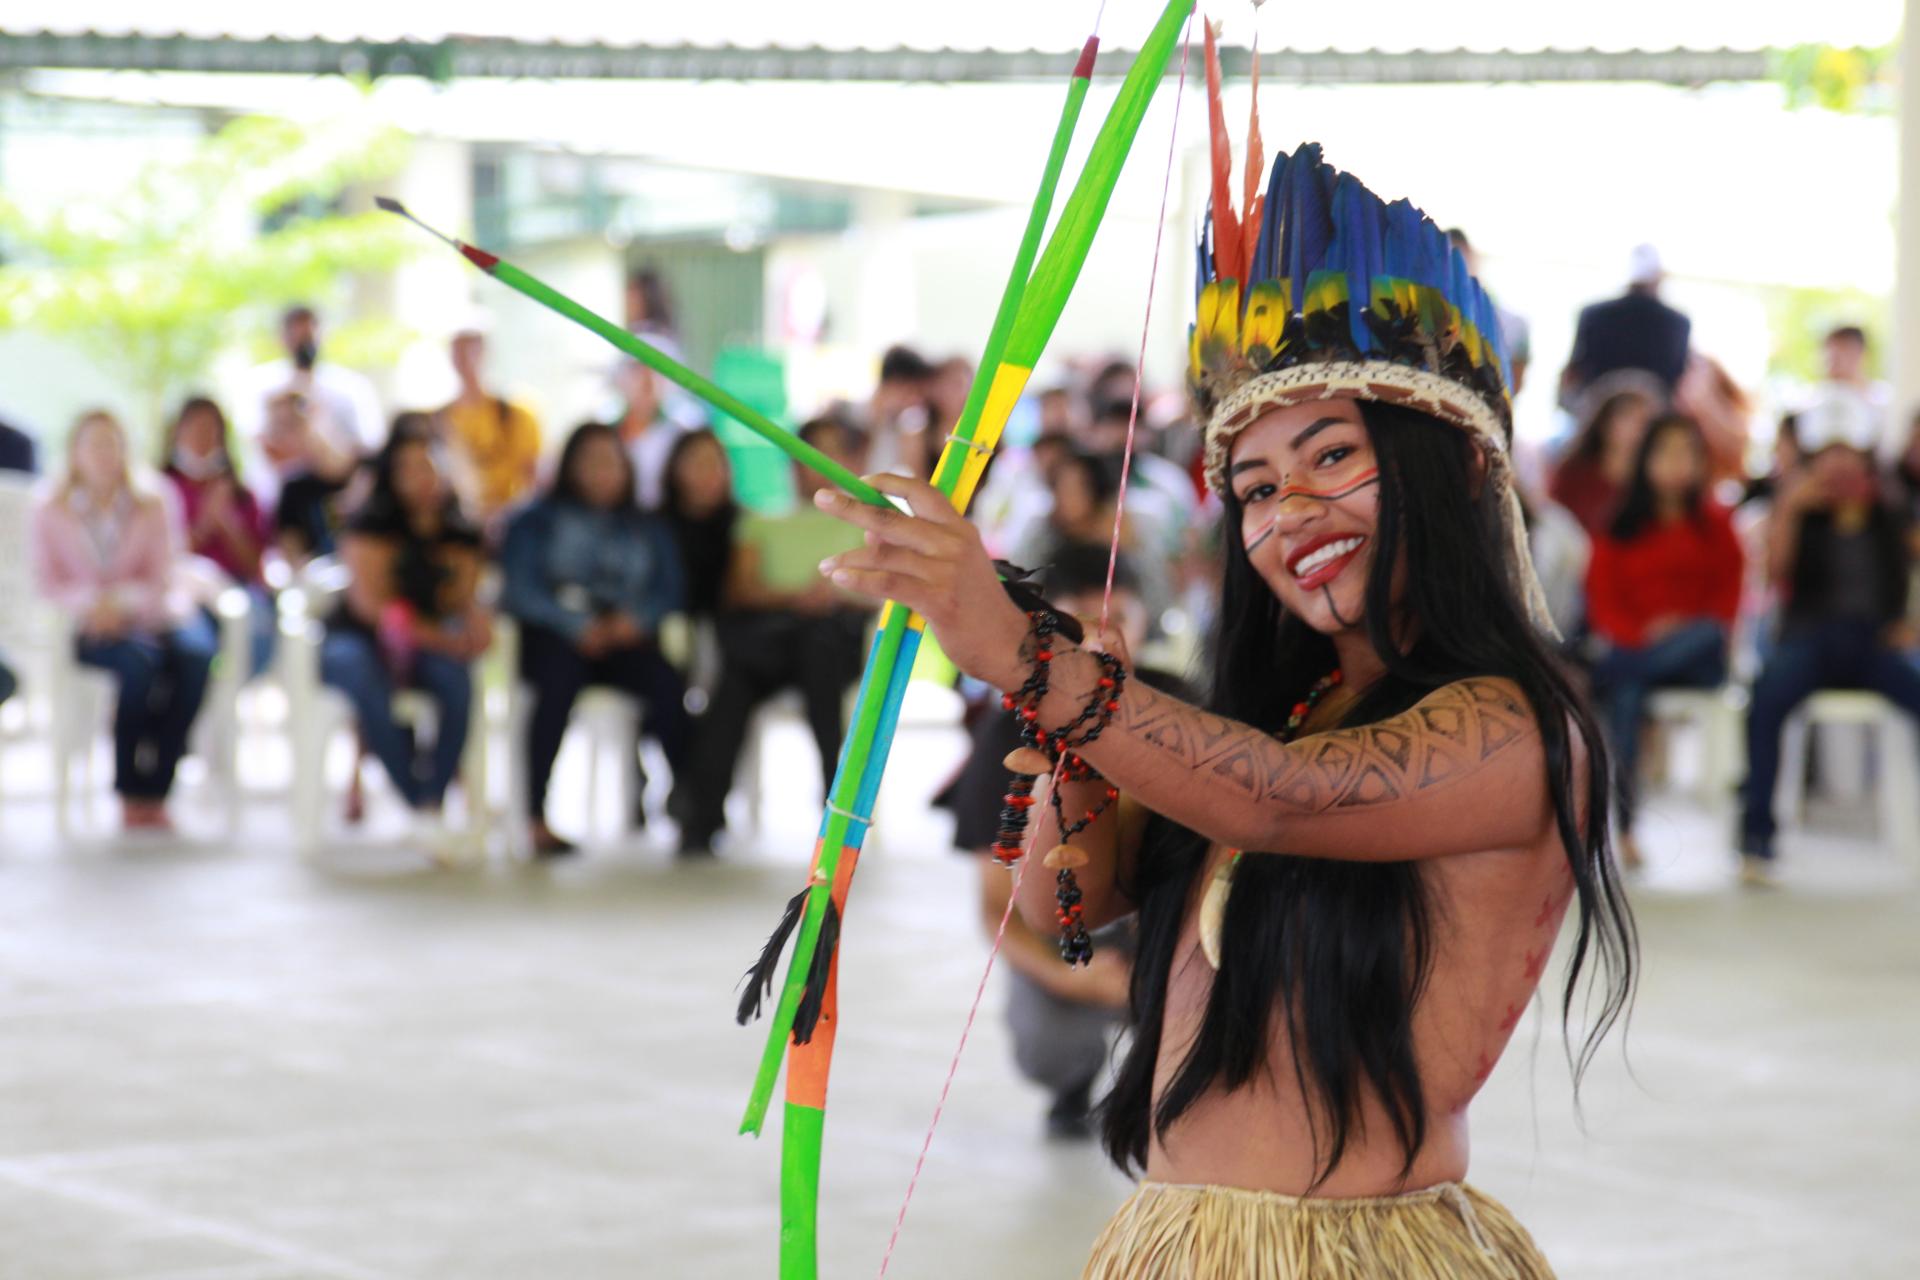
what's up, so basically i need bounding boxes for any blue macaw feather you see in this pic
[1285,143,1331,303]
[1332,172,1380,356]
[1250,148,1292,296]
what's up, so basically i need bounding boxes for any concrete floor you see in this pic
[0,713,1916,1279]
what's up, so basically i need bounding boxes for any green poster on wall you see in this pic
[710,346,794,515]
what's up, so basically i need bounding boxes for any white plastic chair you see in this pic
[497,616,645,855]
[1645,685,1747,807]
[282,568,490,859]
[1777,690,1920,873]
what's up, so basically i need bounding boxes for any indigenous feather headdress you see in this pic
[1191,25,1552,629]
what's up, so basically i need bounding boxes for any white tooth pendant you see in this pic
[1198,852,1241,970]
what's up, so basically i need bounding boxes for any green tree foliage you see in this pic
[1765,286,1891,382]
[1771,43,1896,115]
[0,114,416,445]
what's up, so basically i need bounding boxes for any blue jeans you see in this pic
[1589,619,1728,828]
[320,630,471,809]
[75,615,217,800]
[241,584,277,678]
[1741,617,1920,853]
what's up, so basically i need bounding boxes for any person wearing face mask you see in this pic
[234,304,383,508]
[807,135,1629,1276]
[1738,394,1920,882]
[161,396,276,674]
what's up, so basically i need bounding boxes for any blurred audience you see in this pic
[236,304,383,506]
[321,417,490,851]
[1011,446,1172,624]
[267,391,361,569]
[437,321,542,525]
[867,344,939,478]
[1550,385,1660,536]
[501,422,691,858]
[677,416,872,855]
[624,267,705,431]
[1813,325,1890,451]
[1740,397,1920,879]
[615,361,685,510]
[662,429,739,624]
[162,396,276,675]
[1585,414,1742,865]
[0,412,38,474]
[32,410,214,830]
[1560,244,1691,407]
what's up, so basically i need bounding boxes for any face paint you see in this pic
[1241,467,1380,555]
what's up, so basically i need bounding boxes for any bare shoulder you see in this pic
[1360,676,1541,768]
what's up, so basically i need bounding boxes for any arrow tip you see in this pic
[373,195,406,216]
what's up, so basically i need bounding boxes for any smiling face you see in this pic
[1227,397,1387,635]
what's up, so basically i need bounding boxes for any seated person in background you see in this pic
[940,546,1189,1139]
[500,422,692,857]
[1585,414,1742,867]
[267,391,361,570]
[322,416,491,853]
[676,416,874,855]
[1740,396,1920,880]
[1011,446,1173,626]
[1549,384,1659,537]
[614,361,685,511]
[437,320,542,527]
[162,396,276,674]
[31,410,215,831]
[662,429,739,626]
[0,411,38,474]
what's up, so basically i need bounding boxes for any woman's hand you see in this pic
[813,475,1031,689]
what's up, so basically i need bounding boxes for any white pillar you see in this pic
[1895,1,1920,436]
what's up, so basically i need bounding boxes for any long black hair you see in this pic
[1101,399,1636,1187]
[1608,412,1707,542]
[552,420,639,513]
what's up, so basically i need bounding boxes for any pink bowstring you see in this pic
[1100,18,1192,645]
[876,18,1194,1277]
[875,757,1058,1277]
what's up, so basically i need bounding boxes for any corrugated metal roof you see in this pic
[0,32,1779,84]
[5,0,1900,53]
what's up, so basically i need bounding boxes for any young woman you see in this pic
[1585,414,1742,864]
[814,141,1634,1276]
[661,428,738,623]
[322,417,490,843]
[32,410,216,829]
[500,422,691,856]
[1549,385,1658,536]
[161,396,276,673]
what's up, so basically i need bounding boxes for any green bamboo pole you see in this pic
[738,32,1102,1141]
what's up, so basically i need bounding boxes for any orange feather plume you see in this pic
[1203,20,1245,286]
[1240,22,1265,278]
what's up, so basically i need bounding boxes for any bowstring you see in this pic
[873,14,1195,1276]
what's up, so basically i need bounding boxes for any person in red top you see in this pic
[1586,413,1743,863]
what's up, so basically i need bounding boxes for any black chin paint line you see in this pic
[1322,583,1359,628]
